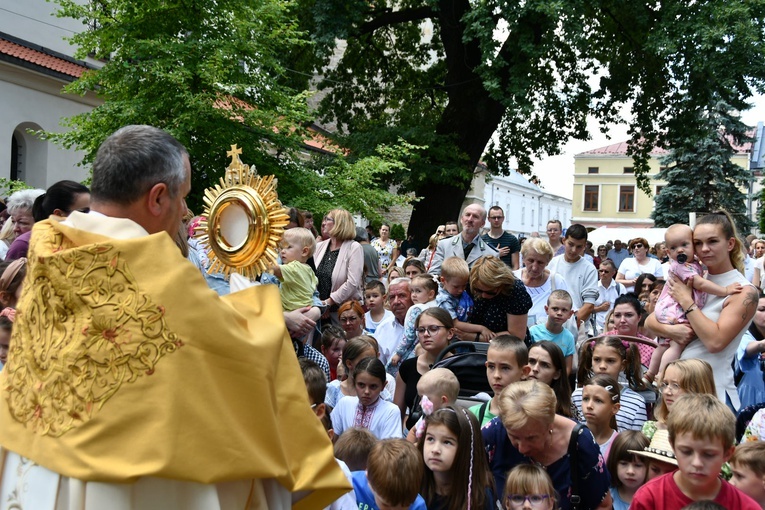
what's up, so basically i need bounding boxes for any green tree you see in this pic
[290,0,765,241]
[43,0,410,218]
[652,101,755,234]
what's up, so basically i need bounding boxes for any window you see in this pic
[619,185,635,212]
[521,206,525,226]
[655,185,664,196]
[623,167,634,174]
[584,185,599,211]
[588,167,599,174]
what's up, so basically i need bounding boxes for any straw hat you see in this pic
[628,429,678,466]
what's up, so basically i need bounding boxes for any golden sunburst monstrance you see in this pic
[194,145,289,280]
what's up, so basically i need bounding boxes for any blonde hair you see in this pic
[367,439,423,506]
[283,227,316,257]
[667,394,735,451]
[469,256,516,294]
[520,238,554,261]
[497,380,556,431]
[440,256,469,280]
[731,441,765,476]
[504,465,558,509]
[328,208,356,241]
[655,358,717,422]
[417,368,460,404]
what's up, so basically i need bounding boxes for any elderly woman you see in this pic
[513,238,568,327]
[314,208,364,323]
[5,188,44,260]
[483,380,612,509]
[615,238,663,293]
[470,256,531,342]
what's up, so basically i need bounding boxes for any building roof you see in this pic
[0,32,91,80]
[577,136,752,158]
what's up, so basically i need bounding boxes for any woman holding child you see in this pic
[646,211,757,411]
[483,380,612,509]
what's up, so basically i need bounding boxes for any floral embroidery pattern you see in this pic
[4,224,183,437]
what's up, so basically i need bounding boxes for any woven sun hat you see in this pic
[629,429,678,466]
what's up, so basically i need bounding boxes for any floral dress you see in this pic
[371,238,397,275]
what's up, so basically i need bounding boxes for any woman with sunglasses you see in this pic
[615,238,663,293]
[469,256,532,343]
[393,307,455,430]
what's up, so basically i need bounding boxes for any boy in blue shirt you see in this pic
[352,439,427,510]
[530,289,575,376]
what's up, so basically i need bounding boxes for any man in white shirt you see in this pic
[374,278,413,365]
[593,259,626,333]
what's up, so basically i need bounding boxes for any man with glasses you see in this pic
[482,205,520,269]
[593,259,626,334]
[607,239,629,269]
[546,220,565,256]
[428,204,498,276]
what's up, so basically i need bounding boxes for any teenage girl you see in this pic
[581,374,620,459]
[320,326,347,381]
[606,431,649,510]
[419,405,497,510]
[388,274,439,372]
[330,357,402,439]
[573,336,648,431]
[325,337,377,408]
[503,464,558,510]
[527,341,577,420]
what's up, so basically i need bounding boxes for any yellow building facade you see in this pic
[571,141,750,228]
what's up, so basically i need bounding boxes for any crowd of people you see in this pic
[1,125,765,509]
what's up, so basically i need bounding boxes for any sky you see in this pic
[531,94,765,200]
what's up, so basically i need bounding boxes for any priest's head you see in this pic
[90,125,190,237]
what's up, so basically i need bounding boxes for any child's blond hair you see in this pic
[333,427,377,471]
[547,289,573,309]
[283,227,316,257]
[731,441,765,476]
[488,334,529,366]
[667,394,736,451]
[417,368,460,404]
[367,439,423,506]
[504,464,558,509]
[440,256,470,281]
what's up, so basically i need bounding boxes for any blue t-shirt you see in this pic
[436,287,473,322]
[529,323,575,357]
[352,471,427,510]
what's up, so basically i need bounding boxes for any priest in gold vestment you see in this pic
[0,126,350,510]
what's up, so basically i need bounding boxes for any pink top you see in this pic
[655,259,707,327]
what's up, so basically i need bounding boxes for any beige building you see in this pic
[571,140,752,229]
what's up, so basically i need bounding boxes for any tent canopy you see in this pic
[586,226,668,247]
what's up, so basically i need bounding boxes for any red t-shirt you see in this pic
[632,472,760,510]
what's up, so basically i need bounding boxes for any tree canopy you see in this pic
[45,0,411,220]
[652,101,755,234]
[291,0,765,241]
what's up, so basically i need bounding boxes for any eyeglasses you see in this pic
[339,316,359,323]
[659,382,681,393]
[489,216,504,220]
[473,287,501,298]
[323,216,335,223]
[633,243,644,249]
[416,325,447,335]
[506,494,551,508]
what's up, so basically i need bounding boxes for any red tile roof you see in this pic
[0,37,88,79]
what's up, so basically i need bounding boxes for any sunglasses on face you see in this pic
[633,243,644,249]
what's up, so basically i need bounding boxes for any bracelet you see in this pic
[685,303,698,314]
